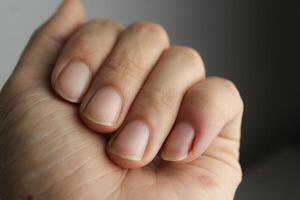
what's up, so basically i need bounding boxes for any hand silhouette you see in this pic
[0,1,243,199]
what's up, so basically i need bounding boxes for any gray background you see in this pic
[0,0,299,199]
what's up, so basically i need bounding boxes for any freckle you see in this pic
[27,195,33,200]
[197,175,216,187]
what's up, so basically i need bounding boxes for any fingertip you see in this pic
[106,142,149,169]
[79,112,120,133]
[57,0,86,20]
[45,0,86,43]
[79,86,123,133]
[106,150,147,169]
[161,122,195,162]
[52,61,92,103]
[106,120,151,169]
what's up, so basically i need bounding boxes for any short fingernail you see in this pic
[83,86,122,126]
[161,122,195,161]
[110,120,150,161]
[54,62,91,103]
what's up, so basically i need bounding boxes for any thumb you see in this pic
[13,0,85,87]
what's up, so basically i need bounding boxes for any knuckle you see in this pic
[202,92,222,111]
[103,55,141,82]
[169,46,199,57]
[210,77,244,112]
[187,84,223,114]
[143,85,177,113]
[30,24,47,42]
[28,23,64,51]
[169,46,200,59]
[211,77,239,95]
[31,25,43,39]
[155,90,177,111]
[132,21,166,34]
[61,19,123,67]
[67,35,97,58]
[165,46,205,77]
[130,21,169,45]
[87,18,122,30]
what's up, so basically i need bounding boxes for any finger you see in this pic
[107,46,205,169]
[51,19,122,103]
[161,77,244,162]
[80,21,169,132]
[15,0,85,86]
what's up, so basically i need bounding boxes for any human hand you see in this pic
[0,1,243,199]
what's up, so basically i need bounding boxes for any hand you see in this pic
[0,1,244,199]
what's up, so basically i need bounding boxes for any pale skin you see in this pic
[0,1,244,200]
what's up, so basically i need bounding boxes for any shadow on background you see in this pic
[235,0,299,199]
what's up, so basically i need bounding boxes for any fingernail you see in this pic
[55,62,91,103]
[83,86,122,126]
[161,122,195,161]
[110,120,150,161]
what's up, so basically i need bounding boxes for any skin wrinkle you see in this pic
[218,129,241,144]
[2,105,110,188]
[157,164,208,200]
[119,164,159,200]
[17,26,64,69]
[157,172,181,200]
[38,153,106,197]
[202,151,242,180]
[97,169,128,200]
[0,95,50,136]
[203,137,241,172]
[25,113,77,145]
[0,91,78,162]
[1,111,80,165]
[31,131,87,162]
[35,138,91,170]
[0,99,71,157]
[207,135,241,159]
[0,97,50,155]
[14,138,88,182]
[0,85,46,115]
[109,172,128,200]
[141,169,160,200]
[61,169,126,199]
[1,137,91,188]
[28,109,76,131]
[103,51,144,85]
[35,26,65,49]
[0,125,78,175]
[23,111,78,149]
[208,135,240,160]
[221,114,243,142]
[26,122,80,150]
